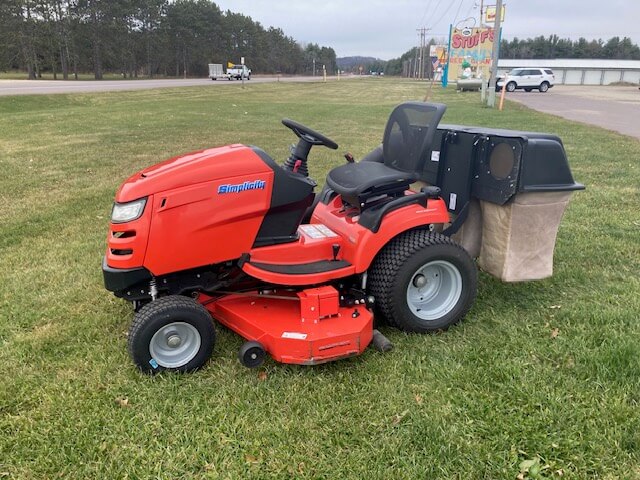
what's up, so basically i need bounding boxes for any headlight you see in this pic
[111,198,147,223]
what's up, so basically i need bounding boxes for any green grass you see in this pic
[1,78,639,479]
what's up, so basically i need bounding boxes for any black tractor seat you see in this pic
[326,161,418,207]
[324,102,447,216]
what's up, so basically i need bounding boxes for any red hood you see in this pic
[115,144,271,202]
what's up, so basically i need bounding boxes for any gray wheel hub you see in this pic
[149,322,201,368]
[406,260,463,320]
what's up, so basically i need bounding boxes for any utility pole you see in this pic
[486,0,503,107]
[421,28,425,80]
[416,27,430,80]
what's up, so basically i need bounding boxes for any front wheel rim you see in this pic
[149,322,201,368]
[406,260,463,320]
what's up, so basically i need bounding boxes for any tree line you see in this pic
[0,0,337,79]
[500,35,640,60]
[384,35,640,76]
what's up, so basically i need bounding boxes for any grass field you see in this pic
[1,78,639,479]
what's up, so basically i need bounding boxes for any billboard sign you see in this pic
[485,5,506,24]
[447,27,496,80]
[430,45,448,80]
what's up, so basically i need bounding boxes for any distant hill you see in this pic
[337,56,386,73]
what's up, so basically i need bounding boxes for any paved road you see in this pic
[506,85,640,140]
[0,75,344,96]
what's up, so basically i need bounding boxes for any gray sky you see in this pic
[214,0,640,60]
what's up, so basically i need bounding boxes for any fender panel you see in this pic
[311,193,450,273]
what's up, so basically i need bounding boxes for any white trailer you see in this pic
[208,63,225,80]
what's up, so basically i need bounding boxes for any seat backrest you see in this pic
[383,102,447,173]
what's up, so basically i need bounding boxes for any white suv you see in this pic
[496,68,555,93]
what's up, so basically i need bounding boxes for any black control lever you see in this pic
[332,244,340,261]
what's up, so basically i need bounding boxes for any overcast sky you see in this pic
[214,0,640,60]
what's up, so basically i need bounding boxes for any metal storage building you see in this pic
[497,59,640,85]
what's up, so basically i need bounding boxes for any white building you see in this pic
[497,59,640,85]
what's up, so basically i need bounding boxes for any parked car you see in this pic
[496,68,555,93]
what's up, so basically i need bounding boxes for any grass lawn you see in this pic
[1,78,639,479]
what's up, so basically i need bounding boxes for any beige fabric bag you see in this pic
[477,191,573,282]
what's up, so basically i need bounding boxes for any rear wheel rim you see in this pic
[406,260,463,320]
[149,322,201,368]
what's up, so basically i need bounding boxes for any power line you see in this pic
[452,0,467,26]
[429,0,458,31]
[424,0,445,29]
[418,0,435,27]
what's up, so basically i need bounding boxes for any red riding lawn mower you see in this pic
[103,102,583,373]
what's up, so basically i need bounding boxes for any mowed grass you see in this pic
[0,78,639,479]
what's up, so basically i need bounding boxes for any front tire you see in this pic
[128,295,216,374]
[368,231,477,333]
[506,81,517,92]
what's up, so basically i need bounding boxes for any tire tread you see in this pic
[368,230,476,331]
[128,295,215,374]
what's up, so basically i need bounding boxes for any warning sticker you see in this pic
[282,332,308,340]
[299,224,338,239]
[314,224,338,237]
[431,151,440,162]
[449,193,457,210]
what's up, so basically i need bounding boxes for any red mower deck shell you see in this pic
[201,286,374,365]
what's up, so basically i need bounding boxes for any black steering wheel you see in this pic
[282,119,339,150]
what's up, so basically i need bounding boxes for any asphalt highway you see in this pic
[0,75,342,96]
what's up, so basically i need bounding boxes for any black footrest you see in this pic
[249,260,351,275]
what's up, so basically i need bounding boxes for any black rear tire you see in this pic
[539,81,549,92]
[128,295,215,374]
[368,231,477,333]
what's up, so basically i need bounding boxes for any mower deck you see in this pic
[201,286,373,365]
